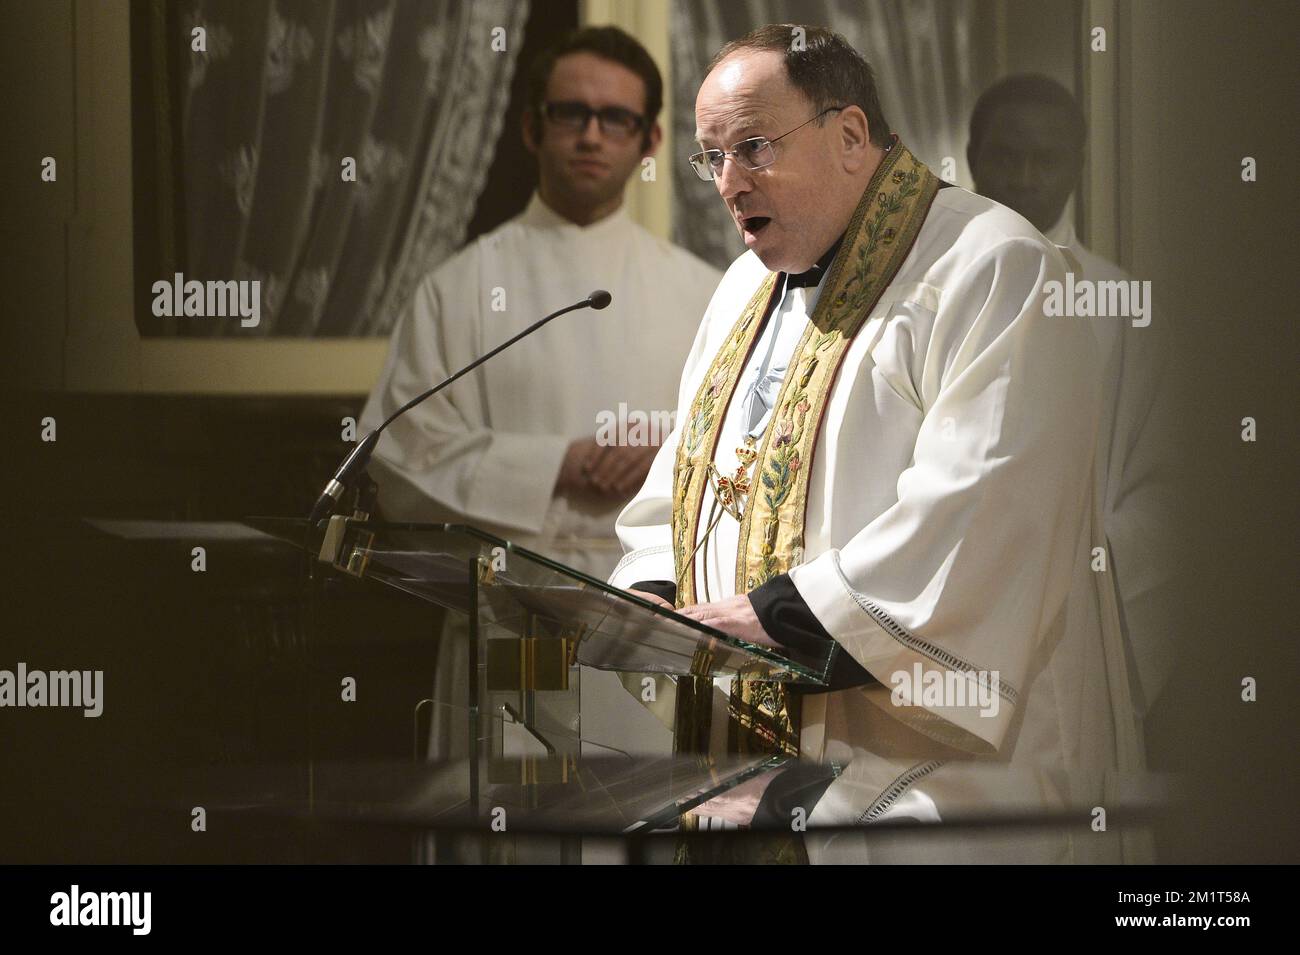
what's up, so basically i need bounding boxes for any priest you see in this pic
[611,25,1149,862]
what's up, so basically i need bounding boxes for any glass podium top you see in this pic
[247,517,834,685]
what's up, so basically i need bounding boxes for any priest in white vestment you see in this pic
[610,27,1153,862]
[359,28,720,766]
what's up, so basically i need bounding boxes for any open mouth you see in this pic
[741,215,772,235]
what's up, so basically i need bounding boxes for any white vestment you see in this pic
[611,187,1153,862]
[359,193,721,767]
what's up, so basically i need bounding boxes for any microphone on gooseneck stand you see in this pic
[306,290,614,526]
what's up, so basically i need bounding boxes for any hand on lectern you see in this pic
[628,589,675,611]
[677,594,780,648]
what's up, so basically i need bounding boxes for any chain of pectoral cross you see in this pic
[676,434,760,604]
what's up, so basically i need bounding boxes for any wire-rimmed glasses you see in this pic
[688,106,846,181]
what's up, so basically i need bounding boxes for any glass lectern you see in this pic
[248,516,834,849]
[137,516,1166,864]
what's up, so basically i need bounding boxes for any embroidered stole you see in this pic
[670,141,942,757]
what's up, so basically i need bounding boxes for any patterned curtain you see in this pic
[671,0,985,270]
[163,0,528,336]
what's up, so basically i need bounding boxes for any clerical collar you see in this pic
[784,231,847,289]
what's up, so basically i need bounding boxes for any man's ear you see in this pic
[838,105,870,172]
[523,109,541,155]
[641,120,663,158]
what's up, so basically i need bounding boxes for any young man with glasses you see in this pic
[612,25,1149,864]
[360,27,720,767]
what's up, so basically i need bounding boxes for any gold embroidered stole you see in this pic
[670,142,942,757]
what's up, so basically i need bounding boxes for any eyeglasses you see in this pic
[688,106,846,181]
[542,100,645,139]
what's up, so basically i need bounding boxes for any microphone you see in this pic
[307,290,613,526]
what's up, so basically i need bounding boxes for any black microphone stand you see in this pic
[305,290,613,564]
